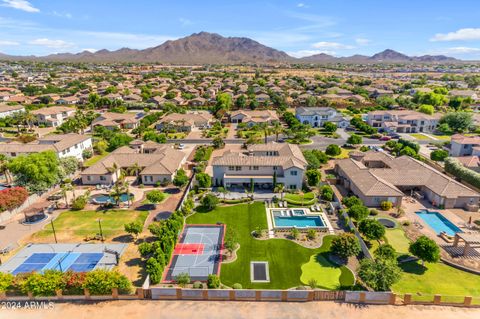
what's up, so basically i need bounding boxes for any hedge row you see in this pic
[444,157,480,189]
[284,197,317,206]
[141,210,185,284]
[220,198,252,204]
[0,270,131,296]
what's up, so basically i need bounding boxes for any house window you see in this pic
[87,176,91,181]
[290,170,297,176]
[228,166,235,171]
[273,166,277,171]
[100,176,106,181]
[289,185,297,190]
[253,166,259,170]
[235,166,242,171]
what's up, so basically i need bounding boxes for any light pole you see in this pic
[98,218,104,242]
[50,220,58,243]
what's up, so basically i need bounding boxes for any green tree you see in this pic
[348,204,370,221]
[201,193,219,211]
[358,258,401,291]
[325,144,341,156]
[347,134,363,145]
[418,104,434,115]
[323,122,337,133]
[374,244,397,261]
[305,169,321,187]
[235,94,247,109]
[408,235,440,266]
[173,169,189,188]
[214,93,233,115]
[430,149,449,162]
[330,233,361,259]
[196,172,212,188]
[358,219,386,241]
[207,274,220,288]
[439,112,474,133]
[342,196,363,208]
[146,190,166,205]
[124,221,143,239]
[399,146,417,157]
[212,136,225,149]
[146,257,163,284]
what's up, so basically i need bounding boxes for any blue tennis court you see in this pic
[0,243,127,275]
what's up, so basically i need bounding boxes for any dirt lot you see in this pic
[4,300,480,319]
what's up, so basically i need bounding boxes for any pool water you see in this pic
[91,193,132,204]
[416,211,462,236]
[273,215,325,228]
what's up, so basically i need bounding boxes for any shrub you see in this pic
[82,149,93,159]
[347,204,369,221]
[374,244,397,261]
[320,185,334,201]
[71,195,87,211]
[358,219,386,241]
[325,144,341,156]
[369,209,378,216]
[445,157,480,189]
[342,196,363,208]
[0,273,14,292]
[290,228,300,240]
[146,190,166,204]
[201,194,219,211]
[430,149,448,162]
[193,281,203,289]
[330,233,361,259]
[196,172,212,188]
[82,270,132,295]
[0,187,29,212]
[138,242,153,257]
[207,274,220,289]
[173,169,189,187]
[232,283,242,289]
[21,270,65,296]
[305,169,321,187]
[380,201,393,211]
[124,221,143,239]
[308,279,318,289]
[307,229,317,240]
[193,146,214,162]
[358,258,401,291]
[176,273,191,287]
[347,134,363,145]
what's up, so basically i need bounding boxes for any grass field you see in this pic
[83,152,110,167]
[300,252,354,289]
[410,133,431,140]
[284,192,315,202]
[31,210,148,242]
[384,228,410,254]
[331,148,351,159]
[392,261,480,302]
[186,203,353,289]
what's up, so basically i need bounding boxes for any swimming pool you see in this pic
[273,215,325,228]
[416,210,462,236]
[90,193,133,204]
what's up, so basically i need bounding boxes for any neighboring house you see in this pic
[92,112,143,130]
[456,156,480,173]
[335,151,480,210]
[0,103,25,118]
[295,107,349,128]
[449,134,480,157]
[81,142,186,185]
[31,106,76,127]
[0,134,92,161]
[366,110,440,133]
[155,111,213,132]
[56,96,79,105]
[212,143,307,190]
[230,110,279,127]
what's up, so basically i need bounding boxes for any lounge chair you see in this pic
[311,205,316,212]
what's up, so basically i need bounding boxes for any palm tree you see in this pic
[271,121,283,142]
[110,179,126,207]
[258,122,269,144]
[274,184,285,201]
[0,154,13,184]
[128,162,142,181]
[60,183,73,208]
[24,111,36,131]
[63,178,76,200]
[106,163,120,182]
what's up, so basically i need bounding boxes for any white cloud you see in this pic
[312,41,354,49]
[0,40,19,46]
[179,18,192,26]
[297,3,308,8]
[29,38,74,49]
[1,0,39,13]
[287,49,335,58]
[355,38,370,45]
[431,28,480,41]
[52,11,72,19]
[441,47,480,54]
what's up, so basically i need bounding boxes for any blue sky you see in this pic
[1,0,480,59]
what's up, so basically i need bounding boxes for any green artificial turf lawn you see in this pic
[83,152,110,167]
[186,202,353,289]
[300,252,355,289]
[384,228,411,254]
[392,261,480,301]
[33,210,148,240]
[284,192,315,202]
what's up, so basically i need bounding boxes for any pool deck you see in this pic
[265,206,334,234]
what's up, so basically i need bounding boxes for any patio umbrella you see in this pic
[469,216,472,226]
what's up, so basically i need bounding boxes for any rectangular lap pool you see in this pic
[272,212,325,228]
[416,210,462,236]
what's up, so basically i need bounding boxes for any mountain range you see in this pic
[0,32,459,64]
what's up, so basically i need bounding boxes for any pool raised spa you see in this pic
[270,208,327,229]
[416,210,462,236]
